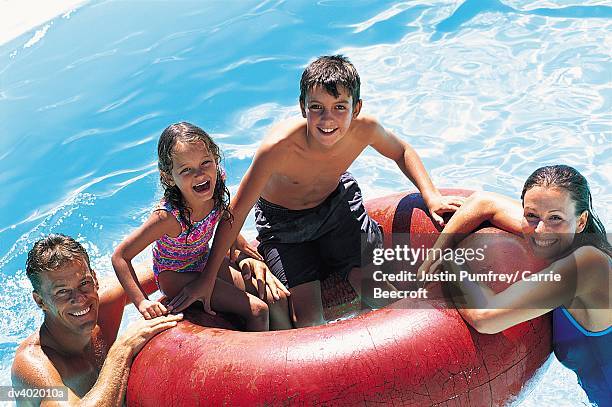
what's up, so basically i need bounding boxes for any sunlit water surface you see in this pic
[1,1,610,405]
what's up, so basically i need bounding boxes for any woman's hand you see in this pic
[239,258,290,302]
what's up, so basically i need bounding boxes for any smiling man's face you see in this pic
[34,258,100,335]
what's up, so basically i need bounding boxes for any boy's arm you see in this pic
[367,119,463,226]
[167,142,284,313]
[111,211,178,319]
[229,233,264,263]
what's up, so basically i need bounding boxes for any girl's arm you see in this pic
[419,191,524,277]
[111,210,180,319]
[448,245,609,334]
[97,262,159,344]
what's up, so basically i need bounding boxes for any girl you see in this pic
[112,122,290,331]
[420,165,611,406]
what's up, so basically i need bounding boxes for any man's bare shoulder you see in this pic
[12,332,58,386]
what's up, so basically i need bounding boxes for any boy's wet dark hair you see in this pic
[521,165,611,257]
[299,55,361,107]
[157,122,231,234]
[26,234,92,293]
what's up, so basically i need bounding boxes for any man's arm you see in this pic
[367,118,463,226]
[12,315,182,407]
[12,343,132,407]
[166,139,286,313]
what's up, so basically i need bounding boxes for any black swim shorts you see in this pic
[255,172,383,288]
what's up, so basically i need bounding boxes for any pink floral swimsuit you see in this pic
[152,200,221,287]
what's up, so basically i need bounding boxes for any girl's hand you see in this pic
[239,258,290,301]
[166,276,216,315]
[137,299,168,319]
[230,233,263,262]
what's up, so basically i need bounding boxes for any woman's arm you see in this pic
[448,246,608,334]
[419,191,524,277]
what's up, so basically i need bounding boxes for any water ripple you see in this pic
[62,112,161,145]
[36,94,81,112]
[344,2,415,33]
[62,49,117,71]
[96,90,142,113]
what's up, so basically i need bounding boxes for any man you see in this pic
[11,234,181,406]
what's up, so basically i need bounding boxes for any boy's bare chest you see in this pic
[264,143,365,208]
[287,156,351,182]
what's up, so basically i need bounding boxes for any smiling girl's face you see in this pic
[166,140,217,211]
[521,186,587,259]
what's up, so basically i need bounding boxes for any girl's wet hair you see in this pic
[521,165,611,256]
[157,122,231,234]
[300,55,360,107]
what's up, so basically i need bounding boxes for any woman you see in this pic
[420,165,611,406]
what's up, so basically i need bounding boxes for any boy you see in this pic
[168,55,462,326]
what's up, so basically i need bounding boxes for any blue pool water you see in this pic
[1,1,610,405]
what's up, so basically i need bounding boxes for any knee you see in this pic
[348,267,363,288]
[267,292,290,317]
[250,299,269,322]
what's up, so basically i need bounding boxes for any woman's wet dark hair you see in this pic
[299,55,361,108]
[157,122,231,235]
[521,165,611,257]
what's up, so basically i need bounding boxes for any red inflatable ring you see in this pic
[127,190,552,406]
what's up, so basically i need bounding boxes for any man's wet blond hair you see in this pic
[26,234,91,292]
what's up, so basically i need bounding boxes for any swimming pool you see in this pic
[1,0,610,405]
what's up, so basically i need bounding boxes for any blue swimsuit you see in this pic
[553,307,611,406]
